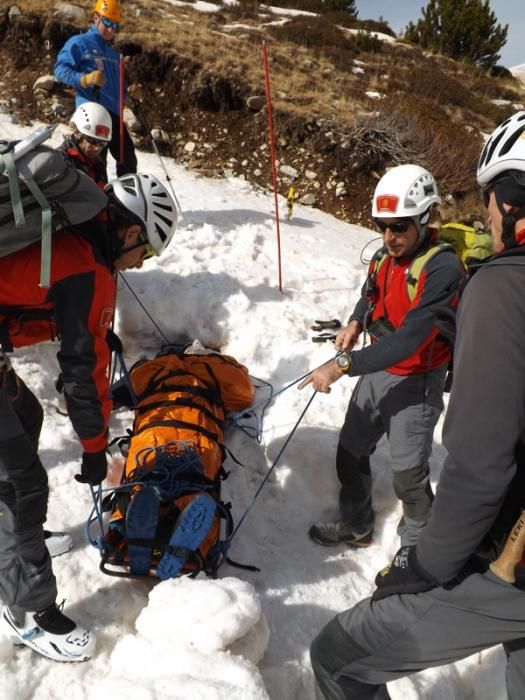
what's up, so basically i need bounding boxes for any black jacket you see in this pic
[417,247,525,583]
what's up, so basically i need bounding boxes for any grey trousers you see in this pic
[338,367,446,545]
[311,569,525,700]
[0,370,56,615]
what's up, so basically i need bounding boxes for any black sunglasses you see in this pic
[373,218,413,234]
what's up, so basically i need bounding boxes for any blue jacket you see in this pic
[54,26,124,115]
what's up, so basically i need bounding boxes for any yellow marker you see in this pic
[286,185,295,221]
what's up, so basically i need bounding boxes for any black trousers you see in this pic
[0,369,56,615]
[102,111,138,177]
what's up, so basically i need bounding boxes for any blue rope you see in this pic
[111,350,139,407]
[85,484,106,551]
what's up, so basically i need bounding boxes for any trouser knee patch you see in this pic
[393,465,434,522]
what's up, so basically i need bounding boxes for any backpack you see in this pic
[100,348,255,579]
[439,222,493,269]
[369,223,492,307]
[0,126,108,287]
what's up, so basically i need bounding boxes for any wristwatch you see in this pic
[336,353,352,374]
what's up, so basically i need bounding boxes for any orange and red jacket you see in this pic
[0,230,115,453]
[349,234,464,376]
[61,137,109,224]
[61,136,108,191]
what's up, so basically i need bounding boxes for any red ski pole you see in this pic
[262,40,283,294]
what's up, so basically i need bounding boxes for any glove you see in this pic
[75,450,107,486]
[80,70,105,89]
[372,545,436,602]
[106,329,123,354]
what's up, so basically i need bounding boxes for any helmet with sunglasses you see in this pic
[93,0,121,22]
[70,102,112,142]
[372,164,441,222]
[107,173,178,255]
[477,111,525,187]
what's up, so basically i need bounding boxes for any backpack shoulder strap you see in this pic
[369,246,388,277]
[406,240,454,302]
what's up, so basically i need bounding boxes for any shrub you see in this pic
[357,18,396,38]
[348,97,483,197]
[348,31,383,54]
[269,16,350,51]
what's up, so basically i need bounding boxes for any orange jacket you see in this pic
[0,230,115,452]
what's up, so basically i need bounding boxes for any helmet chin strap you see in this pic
[414,210,430,245]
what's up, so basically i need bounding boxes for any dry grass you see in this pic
[13,0,520,134]
[11,0,525,217]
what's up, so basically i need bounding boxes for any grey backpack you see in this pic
[0,125,108,287]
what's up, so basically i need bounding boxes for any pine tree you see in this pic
[405,0,508,68]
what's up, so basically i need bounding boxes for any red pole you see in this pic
[119,55,125,167]
[262,40,283,293]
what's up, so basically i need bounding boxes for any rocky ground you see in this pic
[0,4,379,226]
[2,2,523,227]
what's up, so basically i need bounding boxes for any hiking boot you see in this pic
[44,530,73,558]
[309,519,373,548]
[1,602,95,662]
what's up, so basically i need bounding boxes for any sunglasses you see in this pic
[82,134,107,148]
[373,218,413,234]
[100,16,119,31]
[139,233,155,260]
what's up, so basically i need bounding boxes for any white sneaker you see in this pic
[1,603,95,662]
[44,530,73,558]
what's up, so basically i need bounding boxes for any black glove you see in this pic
[75,450,108,486]
[372,545,436,602]
[106,329,123,354]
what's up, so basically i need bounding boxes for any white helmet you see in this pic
[70,102,112,142]
[477,111,525,186]
[108,173,178,255]
[372,164,441,220]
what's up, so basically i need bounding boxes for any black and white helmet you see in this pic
[477,111,525,186]
[108,173,178,255]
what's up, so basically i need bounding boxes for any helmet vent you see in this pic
[155,222,167,242]
[499,125,525,156]
[485,129,506,165]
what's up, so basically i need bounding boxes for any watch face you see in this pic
[337,354,351,371]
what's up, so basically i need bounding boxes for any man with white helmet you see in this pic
[62,102,112,187]
[309,113,525,700]
[301,164,463,548]
[0,173,177,662]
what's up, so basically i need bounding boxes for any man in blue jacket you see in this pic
[54,0,137,177]
[310,112,525,700]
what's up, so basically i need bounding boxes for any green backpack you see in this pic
[439,222,493,269]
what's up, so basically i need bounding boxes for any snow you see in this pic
[0,113,508,699]
[344,26,397,44]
